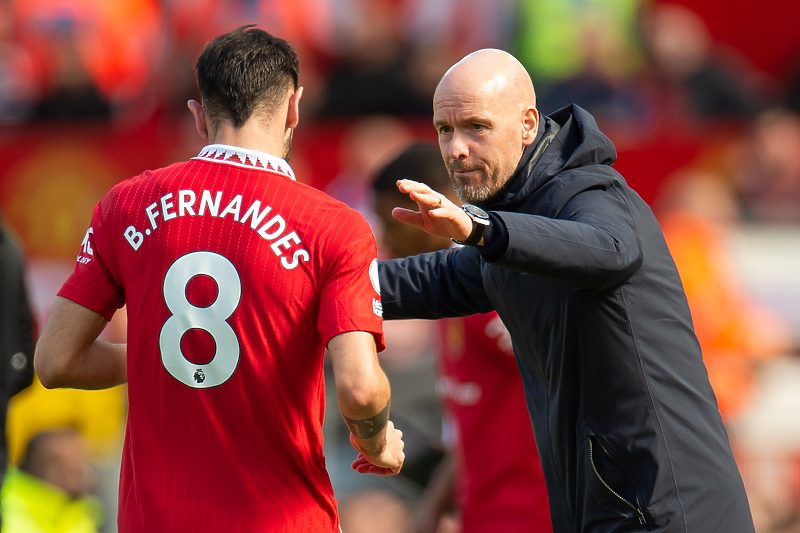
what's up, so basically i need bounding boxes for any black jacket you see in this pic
[379,106,754,532]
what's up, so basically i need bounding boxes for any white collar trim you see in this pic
[194,144,295,181]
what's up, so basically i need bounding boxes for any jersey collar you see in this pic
[194,144,296,181]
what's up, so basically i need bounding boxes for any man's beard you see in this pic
[449,165,504,203]
[283,131,293,162]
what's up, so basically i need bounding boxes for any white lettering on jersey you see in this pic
[372,298,383,318]
[258,214,285,240]
[179,190,197,216]
[124,226,143,251]
[76,227,94,263]
[80,227,94,256]
[240,200,271,229]
[198,190,222,216]
[270,231,300,256]
[145,202,160,230]
[124,189,310,270]
[161,193,177,221]
[281,249,310,270]
[219,194,242,221]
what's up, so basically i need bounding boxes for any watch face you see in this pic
[463,204,490,220]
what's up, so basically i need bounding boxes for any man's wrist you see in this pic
[452,204,490,246]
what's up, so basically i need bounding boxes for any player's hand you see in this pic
[392,180,475,243]
[350,420,404,476]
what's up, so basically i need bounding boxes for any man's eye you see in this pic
[438,126,453,134]
[471,123,485,130]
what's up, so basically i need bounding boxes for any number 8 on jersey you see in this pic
[160,251,242,388]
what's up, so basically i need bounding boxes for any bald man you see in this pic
[379,49,755,532]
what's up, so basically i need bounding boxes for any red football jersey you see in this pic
[437,313,552,533]
[58,145,385,533]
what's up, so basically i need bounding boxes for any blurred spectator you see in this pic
[317,0,431,115]
[512,0,643,117]
[13,0,164,121]
[1,428,102,533]
[6,302,127,465]
[324,115,413,226]
[655,169,796,422]
[31,19,111,121]
[402,0,514,57]
[639,2,762,125]
[0,0,37,123]
[726,108,800,223]
[0,215,36,527]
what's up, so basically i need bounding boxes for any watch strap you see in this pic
[452,206,490,247]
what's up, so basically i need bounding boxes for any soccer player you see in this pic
[34,26,404,533]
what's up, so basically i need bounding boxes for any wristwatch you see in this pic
[452,204,490,247]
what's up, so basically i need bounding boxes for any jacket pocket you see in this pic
[587,435,647,525]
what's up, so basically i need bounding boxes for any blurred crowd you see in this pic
[2,0,800,532]
[2,0,800,219]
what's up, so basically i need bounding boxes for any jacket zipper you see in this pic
[588,437,646,525]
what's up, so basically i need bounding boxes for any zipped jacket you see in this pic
[379,105,755,532]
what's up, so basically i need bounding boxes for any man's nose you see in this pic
[448,131,469,160]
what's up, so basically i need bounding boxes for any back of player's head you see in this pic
[372,143,450,198]
[196,25,299,131]
[372,143,455,258]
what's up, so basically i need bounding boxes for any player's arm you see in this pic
[327,331,404,475]
[34,296,126,390]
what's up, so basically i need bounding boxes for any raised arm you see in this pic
[492,187,643,290]
[34,296,127,390]
[327,331,404,475]
[379,247,494,321]
[390,178,643,292]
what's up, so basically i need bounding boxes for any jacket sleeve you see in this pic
[492,185,643,291]
[379,247,495,320]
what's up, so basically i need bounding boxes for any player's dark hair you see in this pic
[372,143,449,195]
[196,25,299,130]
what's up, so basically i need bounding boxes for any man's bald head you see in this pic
[436,49,536,112]
[433,49,539,203]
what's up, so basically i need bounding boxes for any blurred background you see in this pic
[1,0,800,531]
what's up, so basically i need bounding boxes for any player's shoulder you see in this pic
[290,181,373,233]
[100,160,191,210]
[106,160,187,197]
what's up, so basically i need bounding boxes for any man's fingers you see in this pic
[397,179,435,196]
[408,190,443,210]
[392,207,424,227]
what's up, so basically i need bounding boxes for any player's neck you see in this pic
[210,120,287,160]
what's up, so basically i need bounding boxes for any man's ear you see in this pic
[285,87,303,130]
[521,107,538,147]
[188,100,209,140]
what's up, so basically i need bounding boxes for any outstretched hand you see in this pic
[392,180,474,244]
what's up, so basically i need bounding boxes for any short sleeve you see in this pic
[317,221,385,352]
[58,201,125,321]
